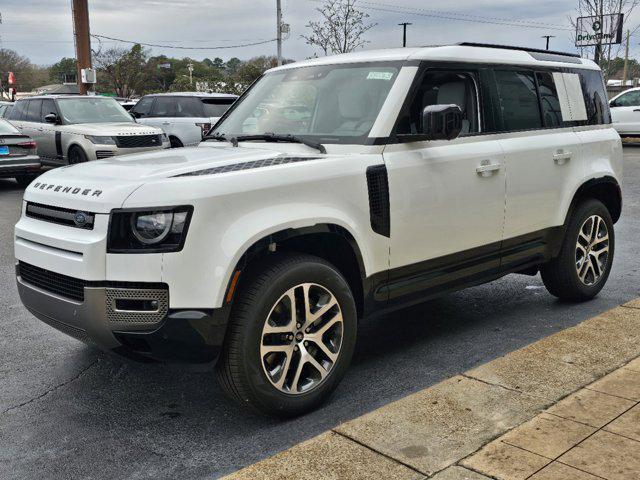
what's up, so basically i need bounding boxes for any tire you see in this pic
[68,146,89,164]
[541,199,615,302]
[169,136,183,148]
[15,174,37,188]
[216,252,357,417]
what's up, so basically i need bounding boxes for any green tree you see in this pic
[93,44,149,97]
[0,48,41,94]
[49,57,77,83]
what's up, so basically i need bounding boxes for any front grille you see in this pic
[26,202,95,230]
[115,134,162,149]
[95,150,115,159]
[18,262,86,302]
[37,315,89,342]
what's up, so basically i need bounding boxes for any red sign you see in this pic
[8,72,15,85]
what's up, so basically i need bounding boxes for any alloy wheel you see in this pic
[260,283,343,395]
[575,215,610,286]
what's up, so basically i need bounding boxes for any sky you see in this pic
[1,0,639,66]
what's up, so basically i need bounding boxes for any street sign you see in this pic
[576,13,623,47]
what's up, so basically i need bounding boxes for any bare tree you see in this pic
[570,0,640,79]
[92,44,148,97]
[302,0,376,55]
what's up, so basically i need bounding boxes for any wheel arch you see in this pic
[225,224,368,319]
[566,176,622,225]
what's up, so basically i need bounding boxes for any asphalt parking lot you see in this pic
[1,148,640,480]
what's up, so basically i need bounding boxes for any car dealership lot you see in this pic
[1,147,640,479]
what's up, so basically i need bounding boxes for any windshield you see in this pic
[57,97,134,124]
[211,63,400,143]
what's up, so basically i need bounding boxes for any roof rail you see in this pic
[457,42,581,59]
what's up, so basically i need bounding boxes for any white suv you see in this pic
[131,92,238,147]
[14,44,622,417]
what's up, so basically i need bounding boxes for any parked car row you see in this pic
[0,92,237,187]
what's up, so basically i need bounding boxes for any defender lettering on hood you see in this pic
[32,182,103,197]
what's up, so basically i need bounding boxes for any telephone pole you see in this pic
[71,0,92,95]
[399,22,412,47]
[542,35,555,51]
[622,30,630,87]
[276,0,282,66]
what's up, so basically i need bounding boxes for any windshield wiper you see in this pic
[230,133,327,154]
[202,132,233,143]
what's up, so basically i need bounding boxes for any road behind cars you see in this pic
[1,147,639,479]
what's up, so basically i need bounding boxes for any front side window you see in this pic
[495,70,542,132]
[56,97,133,124]
[211,63,400,143]
[131,96,154,117]
[397,70,480,135]
[41,99,57,122]
[151,97,177,117]
[612,90,640,107]
[536,72,563,128]
[579,70,610,124]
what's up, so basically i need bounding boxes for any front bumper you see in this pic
[16,270,229,363]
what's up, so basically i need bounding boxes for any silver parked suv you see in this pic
[7,95,169,165]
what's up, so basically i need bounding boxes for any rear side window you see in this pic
[202,98,235,117]
[174,97,205,117]
[25,99,43,122]
[579,70,611,124]
[535,72,563,128]
[494,70,542,131]
[8,100,28,121]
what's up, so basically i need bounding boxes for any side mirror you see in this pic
[44,113,59,124]
[421,104,463,141]
[609,100,617,108]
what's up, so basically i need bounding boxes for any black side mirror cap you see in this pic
[421,104,463,141]
[44,113,59,124]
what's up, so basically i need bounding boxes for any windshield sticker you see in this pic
[367,71,394,81]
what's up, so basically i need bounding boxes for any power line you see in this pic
[307,0,573,32]
[90,34,278,50]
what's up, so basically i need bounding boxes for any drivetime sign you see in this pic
[576,13,623,47]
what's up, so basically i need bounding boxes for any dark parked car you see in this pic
[0,118,41,187]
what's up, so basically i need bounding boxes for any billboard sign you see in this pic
[576,13,624,47]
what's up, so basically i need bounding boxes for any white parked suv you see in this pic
[131,92,238,147]
[7,95,169,165]
[15,43,622,417]
[609,87,640,137]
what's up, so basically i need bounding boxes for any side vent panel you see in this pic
[366,165,390,237]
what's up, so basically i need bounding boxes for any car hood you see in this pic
[62,122,163,136]
[22,144,315,213]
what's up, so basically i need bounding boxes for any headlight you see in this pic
[108,206,193,253]
[85,135,116,145]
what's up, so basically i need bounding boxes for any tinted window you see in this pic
[132,96,154,117]
[495,70,542,131]
[612,90,640,107]
[151,97,176,117]
[25,99,43,122]
[7,100,27,121]
[174,97,204,117]
[41,99,57,121]
[579,70,610,124]
[536,72,563,128]
[2,105,13,118]
[202,98,235,117]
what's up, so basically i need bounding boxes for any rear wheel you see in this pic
[216,253,357,417]
[541,199,614,301]
[169,136,183,148]
[68,146,88,164]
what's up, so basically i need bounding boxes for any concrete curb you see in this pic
[223,300,640,479]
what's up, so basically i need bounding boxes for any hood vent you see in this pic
[175,156,322,177]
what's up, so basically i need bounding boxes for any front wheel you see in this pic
[68,146,88,164]
[541,199,614,301]
[216,253,357,417]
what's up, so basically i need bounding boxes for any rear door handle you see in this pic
[553,150,572,165]
[476,160,501,177]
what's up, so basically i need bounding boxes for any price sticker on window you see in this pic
[367,71,394,81]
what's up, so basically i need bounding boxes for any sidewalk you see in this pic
[223,300,640,480]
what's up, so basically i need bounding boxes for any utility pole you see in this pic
[622,30,630,88]
[594,0,604,65]
[398,23,412,47]
[276,0,282,66]
[542,35,555,51]
[187,62,194,86]
[71,0,92,95]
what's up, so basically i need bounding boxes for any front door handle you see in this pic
[476,160,501,177]
[554,150,572,165]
